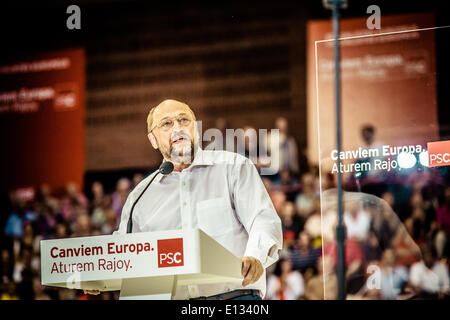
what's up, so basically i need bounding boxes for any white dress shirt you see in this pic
[114,148,283,299]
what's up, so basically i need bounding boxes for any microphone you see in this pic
[126,161,174,233]
[159,161,174,175]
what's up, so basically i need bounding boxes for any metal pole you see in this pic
[332,0,346,300]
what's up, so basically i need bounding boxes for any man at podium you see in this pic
[85,99,282,300]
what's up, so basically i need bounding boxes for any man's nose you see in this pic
[171,127,184,138]
[172,119,182,131]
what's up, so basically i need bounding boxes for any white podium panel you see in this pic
[40,228,242,299]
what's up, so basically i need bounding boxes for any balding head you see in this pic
[147,99,196,133]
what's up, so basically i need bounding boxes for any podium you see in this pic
[40,228,243,299]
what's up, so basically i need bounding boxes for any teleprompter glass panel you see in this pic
[315,25,450,300]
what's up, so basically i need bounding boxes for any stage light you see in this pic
[419,151,429,167]
[397,152,416,169]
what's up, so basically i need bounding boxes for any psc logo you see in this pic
[428,140,450,167]
[157,238,184,268]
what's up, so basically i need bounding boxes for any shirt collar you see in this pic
[158,147,213,182]
[190,147,214,167]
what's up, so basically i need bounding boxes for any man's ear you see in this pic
[148,133,159,149]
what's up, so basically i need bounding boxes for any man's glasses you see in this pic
[149,115,192,133]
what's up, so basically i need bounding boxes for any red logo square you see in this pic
[157,238,184,268]
[428,140,450,167]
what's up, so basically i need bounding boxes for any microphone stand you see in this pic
[126,161,174,233]
[127,171,161,233]
[323,0,347,300]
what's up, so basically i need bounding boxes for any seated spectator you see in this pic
[35,205,56,239]
[270,116,299,176]
[59,182,88,223]
[410,207,428,245]
[361,232,383,263]
[437,187,450,233]
[270,190,286,217]
[277,169,301,202]
[433,229,447,259]
[112,178,131,215]
[32,276,50,300]
[279,201,304,248]
[53,222,69,240]
[4,212,24,239]
[35,183,59,213]
[71,214,92,238]
[266,257,304,300]
[323,237,363,270]
[91,195,116,232]
[378,249,409,300]
[343,201,371,242]
[370,195,398,248]
[89,181,105,214]
[12,247,33,284]
[1,249,14,284]
[303,209,322,248]
[392,224,421,267]
[304,255,337,300]
[101,204,120,235]
[295,173,318,219]
[132,173,144,189]
[381,191,395,209]
[409,244,449,299]
[289,231,320,275]
[4,191,38,239]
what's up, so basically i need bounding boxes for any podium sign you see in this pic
[40,228,242,299]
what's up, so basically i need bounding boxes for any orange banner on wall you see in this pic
[306,13,438,166]
[0,48,85,194]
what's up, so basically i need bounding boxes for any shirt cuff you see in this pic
[244,237,279,269]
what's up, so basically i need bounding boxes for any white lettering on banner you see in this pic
[330,144,423,161]
[159,252,182,265]
[331,147,379,160]
[329,144,422,174]
[174,252,182,263]
[430,153,450,165]
[41,229,201,288]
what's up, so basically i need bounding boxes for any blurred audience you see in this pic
[0,118,449,301]
[266,256,304,300]
[409,244,449,299]
[111,178,131,216]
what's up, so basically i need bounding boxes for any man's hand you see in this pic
[83,290,100,295]
[240,256,264,287]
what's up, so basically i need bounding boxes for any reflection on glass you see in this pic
[315,26,450,300]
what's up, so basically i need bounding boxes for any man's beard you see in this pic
[169,141,195,165]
